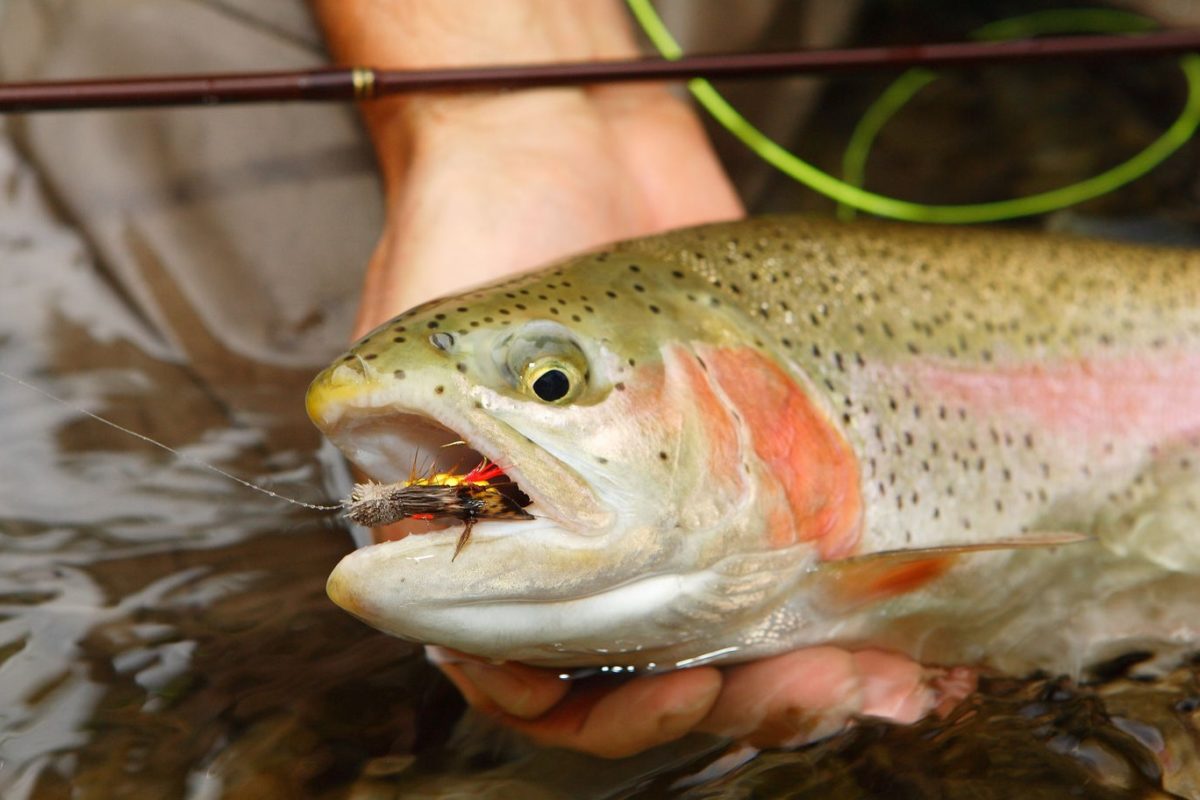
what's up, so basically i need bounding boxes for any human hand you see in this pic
[315,0,742,338]
[431,645,976,758]
[314,0,974,758]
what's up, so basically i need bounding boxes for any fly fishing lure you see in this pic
[344,459,533,559]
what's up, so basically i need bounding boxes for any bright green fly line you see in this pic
[625,1,1200,223]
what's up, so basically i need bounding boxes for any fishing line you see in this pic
[626,2,1200,223]
[837,9,1167,221]
[0,367,345,512]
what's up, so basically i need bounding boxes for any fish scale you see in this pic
[310,216,1200,671]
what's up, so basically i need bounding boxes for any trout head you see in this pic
[307,251,861,667]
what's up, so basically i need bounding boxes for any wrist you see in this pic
[312,0,639,173]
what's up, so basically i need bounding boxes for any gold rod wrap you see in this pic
[351,67,377,101]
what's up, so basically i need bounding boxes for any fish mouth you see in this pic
[312,380,674,661]
[318,405,609,539]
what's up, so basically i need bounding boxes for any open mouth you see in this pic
[323,408,601,542]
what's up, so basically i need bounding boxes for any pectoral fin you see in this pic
[813,531,1091,612]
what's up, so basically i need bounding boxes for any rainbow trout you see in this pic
[307,217,1200,673]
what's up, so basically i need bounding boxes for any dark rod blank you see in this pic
[2,29,1199,113]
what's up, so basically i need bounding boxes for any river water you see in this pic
[2,4,1200,798]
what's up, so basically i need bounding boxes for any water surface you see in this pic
[3,3,1200,797]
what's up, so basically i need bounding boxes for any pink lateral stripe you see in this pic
[909,351,1200,445]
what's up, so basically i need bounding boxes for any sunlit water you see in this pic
[3,8,1200,799]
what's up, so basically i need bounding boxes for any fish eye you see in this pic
[499,321,594,404]
[523,359,583,404]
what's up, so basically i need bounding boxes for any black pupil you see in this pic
[532,369,571,402]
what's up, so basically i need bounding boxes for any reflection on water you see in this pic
[4,9,1200,800]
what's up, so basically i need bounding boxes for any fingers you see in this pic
[852,650,976,724]
[852,648,932,723]
[431,645,722,759]
[505,668,722,759]
[698,647,972,750]
[433,644,975,759]
[429,647,570,719]
[698,646,863,748]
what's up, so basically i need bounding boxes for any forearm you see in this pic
[311,0,639,182]
[312,0,740,334]
[312,0,636,67]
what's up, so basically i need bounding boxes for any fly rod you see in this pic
[1,29,1199,112]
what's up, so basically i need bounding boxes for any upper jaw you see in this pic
[310,381,611,534]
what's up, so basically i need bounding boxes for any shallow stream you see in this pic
[2,1,1200,797]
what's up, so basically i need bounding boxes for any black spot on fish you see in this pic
[435,386,445,395]
[393,370,406,379]
[455,363,468,374]
[364,354,377,360]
